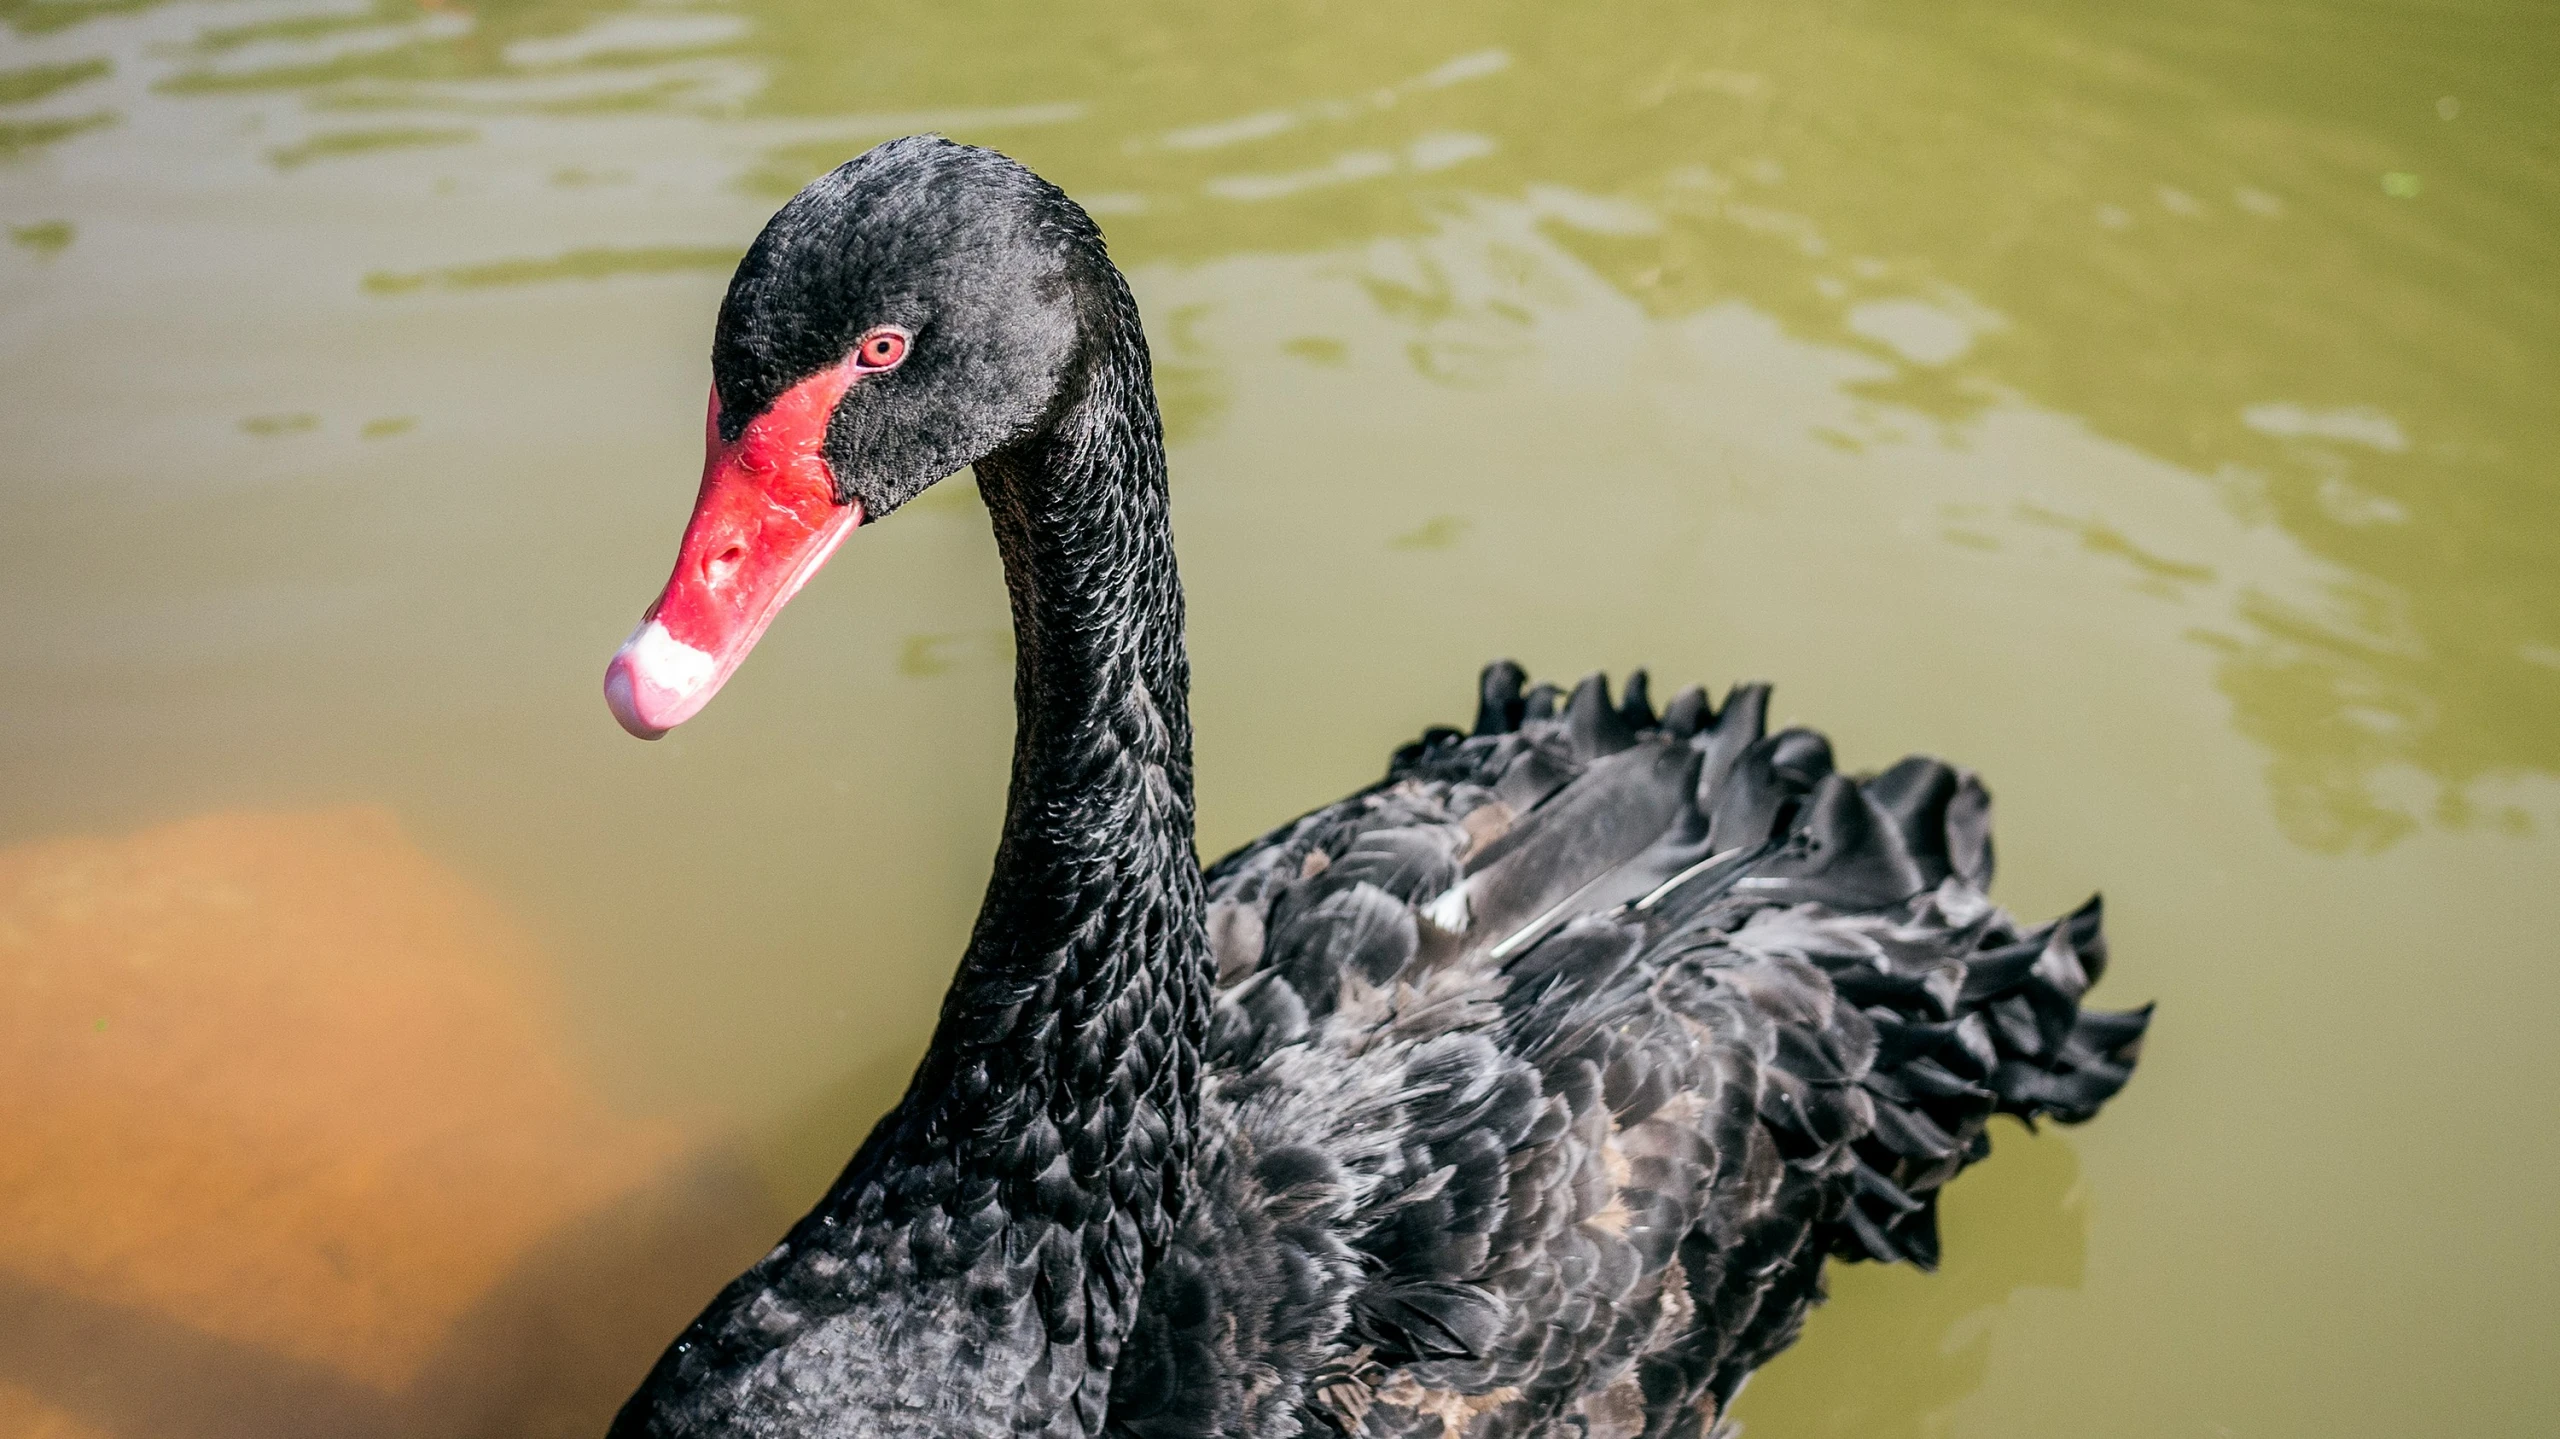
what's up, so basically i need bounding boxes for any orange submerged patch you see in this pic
[0,809,693,1394]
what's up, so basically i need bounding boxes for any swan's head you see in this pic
[605,135,1099,739]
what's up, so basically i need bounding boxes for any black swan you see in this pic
[599,136,2149,1439]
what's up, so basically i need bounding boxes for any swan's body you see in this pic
[602,137,2147,1439]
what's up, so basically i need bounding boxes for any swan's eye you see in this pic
[854,327,909,371]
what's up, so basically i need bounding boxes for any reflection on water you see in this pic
[362,243,739,294]
[28,0,2533,846]
[5,0,2558,1434]
[0,57,105,103]
[1730,1126,2091,1438]
[0,811,783,1437]
[269,125,473,169]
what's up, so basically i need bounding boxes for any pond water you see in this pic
[3,1,2555,1435]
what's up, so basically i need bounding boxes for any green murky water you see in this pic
[3,1,2555,1433]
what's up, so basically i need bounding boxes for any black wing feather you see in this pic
[1109,663,2149,1439]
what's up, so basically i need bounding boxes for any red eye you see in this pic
[855,327,909,371]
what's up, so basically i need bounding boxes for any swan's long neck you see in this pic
[813,266,1207,1435]
[915,267,1203,1207]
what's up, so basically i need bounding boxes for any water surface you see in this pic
[3,1,2555,1434]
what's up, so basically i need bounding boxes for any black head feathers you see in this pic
[712,136,1112,518]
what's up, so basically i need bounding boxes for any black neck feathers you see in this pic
[815,257,1207,1435]
[885,255,1204,1207]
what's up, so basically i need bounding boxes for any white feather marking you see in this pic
[1420,882,1472,933]
[1632,847,1747,911]
[1487,868,1621,961]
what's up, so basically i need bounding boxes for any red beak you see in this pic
[604,360,866,739]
